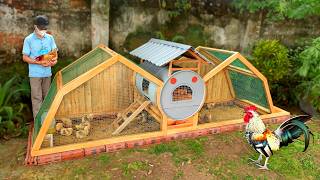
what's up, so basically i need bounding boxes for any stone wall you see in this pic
[1,0,320,64]
[109,0,320,54]
[0,0,91,64]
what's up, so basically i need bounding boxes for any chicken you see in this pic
[75,115,91,138]
[75,126,90,139]
[61,118,72,128]
[60,128,73,136]
[55,122,63,132]
[244,106,313,170]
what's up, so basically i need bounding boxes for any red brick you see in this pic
[61,149,84,161]
[220,125,232,132]
[196,129,210,136]
[7,33,23,45]
[125,140,144,149]
[209,127,221,134]
[84,145,106,156]
[106,142,126,152]
[37,153,62,165]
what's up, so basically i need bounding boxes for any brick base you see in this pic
[25,114,290,165]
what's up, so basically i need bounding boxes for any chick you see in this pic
[60,128,73,136]
[61,118,72,128]
[75,126,90,139]
[55,122,63,132]
[87,114,94,121]
[74,115,91,138]
[75,116,91,130]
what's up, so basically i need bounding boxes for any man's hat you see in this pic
[34,15,49,30]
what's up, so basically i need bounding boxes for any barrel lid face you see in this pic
[160,71,206,120]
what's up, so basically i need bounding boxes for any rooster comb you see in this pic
[244,105,257,112]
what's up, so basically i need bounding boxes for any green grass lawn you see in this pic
[0,119,319,179]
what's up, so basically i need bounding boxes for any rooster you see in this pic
[244,106,313,170]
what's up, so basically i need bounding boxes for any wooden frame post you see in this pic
[203,53,239,82]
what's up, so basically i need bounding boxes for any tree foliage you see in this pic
[296,37,320,110]
[232,0,320,20]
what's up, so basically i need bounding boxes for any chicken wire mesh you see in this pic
[61,48,112,84]
[204,49,251,70]
[172,85,193,101]
[228,70,269,109]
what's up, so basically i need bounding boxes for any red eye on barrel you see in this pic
[170,77,177,84]
[192,76,198,83]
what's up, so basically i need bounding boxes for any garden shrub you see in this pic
[296,37,320,111]
[250,40,291,106]
[0,77,29,139]
[251,39,290,85]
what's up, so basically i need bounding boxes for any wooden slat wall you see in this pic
[179,61,233,103]
[56,62,135,118]
[205,70,233,103]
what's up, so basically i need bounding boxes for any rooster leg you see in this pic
[257,157,269,170]
[249,154,263,164]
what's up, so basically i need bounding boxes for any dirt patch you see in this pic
[43,111,160,148]
[199,102,244,124]
[1,120,320,179]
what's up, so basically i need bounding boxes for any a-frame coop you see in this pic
[26,39,290,165]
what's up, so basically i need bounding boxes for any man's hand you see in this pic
[49,57,58,66]
[37,60,50,67]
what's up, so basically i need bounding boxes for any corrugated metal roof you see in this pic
[130,38,192,66]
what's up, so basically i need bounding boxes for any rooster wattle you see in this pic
[244,106,313,170]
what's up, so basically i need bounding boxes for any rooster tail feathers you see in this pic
[277,115,312,130]
[279,119,313,152]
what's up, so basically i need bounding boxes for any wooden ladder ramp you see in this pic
[112,98,151,135]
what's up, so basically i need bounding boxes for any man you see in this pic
[22,15,58,119]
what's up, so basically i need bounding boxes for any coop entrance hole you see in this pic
[172,85,193,102]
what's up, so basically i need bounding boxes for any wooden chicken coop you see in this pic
[26,39,290,165]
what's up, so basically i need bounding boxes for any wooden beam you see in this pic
[227,66,257,78]
[192,113,198,129]
[32,131,164,156]
[156,87,167,134]
[187,49,207,64]
[56,71,63,90]
[234,99,270,114]
[32,92,64,151]
[171,67,198,71]
[195,107,289,130]
[118,56,164,87]
[112,100,151,135]
[33,54,120,151]
[203,53,239,82]
[224,69,236,98]
[168,61,172,76]
[98,44,118,56]
[32,105,289,156]
[197,46,238,54]
[145,107,162,123]
[173,58,198,63]
[197,60,201,74]
[237,54,275,113]
[196,48,220,64]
